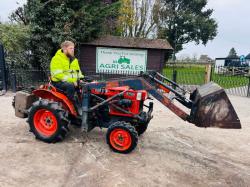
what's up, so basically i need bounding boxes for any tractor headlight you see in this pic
[144,92,148,100]
[136,92,142,100]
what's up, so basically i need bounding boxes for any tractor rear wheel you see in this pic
[106,121,138,154]
[28,99,69,143]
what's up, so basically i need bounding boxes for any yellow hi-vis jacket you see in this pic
[50,49,84,83]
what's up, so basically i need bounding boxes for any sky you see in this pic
[0,0,249,59]
[179,0,250,59]
[0,0,26,21]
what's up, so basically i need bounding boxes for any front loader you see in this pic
[13,71,241,154]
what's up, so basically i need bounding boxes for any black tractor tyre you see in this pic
[28,99,70,143]
[106,121,138,154]
[136,121,149,136]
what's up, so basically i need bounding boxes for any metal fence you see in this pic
[6,64,250,97]
[7,68,140,92]
[212,66,250,97]
[163,63,207,92]
[164,63,250,97]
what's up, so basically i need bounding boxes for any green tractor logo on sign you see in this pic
[113,56,131,64]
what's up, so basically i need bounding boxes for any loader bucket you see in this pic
[190,82,241,129]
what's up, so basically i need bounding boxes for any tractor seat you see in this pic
[49,83,67,95]
[47,76,67,95]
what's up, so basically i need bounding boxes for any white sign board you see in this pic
[96,47,147,74]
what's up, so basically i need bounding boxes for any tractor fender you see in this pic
[32,89,77,116]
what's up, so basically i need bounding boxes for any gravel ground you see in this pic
[0,93,249,187]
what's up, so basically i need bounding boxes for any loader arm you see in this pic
[86,71,241,129]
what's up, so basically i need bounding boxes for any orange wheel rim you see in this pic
[110,128,132,151]
[33,109,58,137]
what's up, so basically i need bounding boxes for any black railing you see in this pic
[164,63,250,97]
[6,65,250,97]
[212,66,250,97]
[7,69,140,92]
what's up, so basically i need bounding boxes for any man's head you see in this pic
[61,41,75,58]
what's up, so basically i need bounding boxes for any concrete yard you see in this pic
[0,93,250,187]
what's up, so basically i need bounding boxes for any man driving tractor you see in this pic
[50,41,84,101]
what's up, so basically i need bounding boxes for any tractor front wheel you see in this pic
[106,121,138,154]
[28,100,69,143]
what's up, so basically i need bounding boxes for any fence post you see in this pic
[247,75,250,97]
[232,67,235,76]
[172,69,177,89]
[11,73,17,93]
[205,63,212,83]
[0,43,7,91]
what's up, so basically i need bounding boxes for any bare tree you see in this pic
[9,6,29,25]
[118,0,160,38]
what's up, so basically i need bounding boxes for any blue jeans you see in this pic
[52,81,75,101]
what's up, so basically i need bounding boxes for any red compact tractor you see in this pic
[14,71,241,154]
[14,76,153,153]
